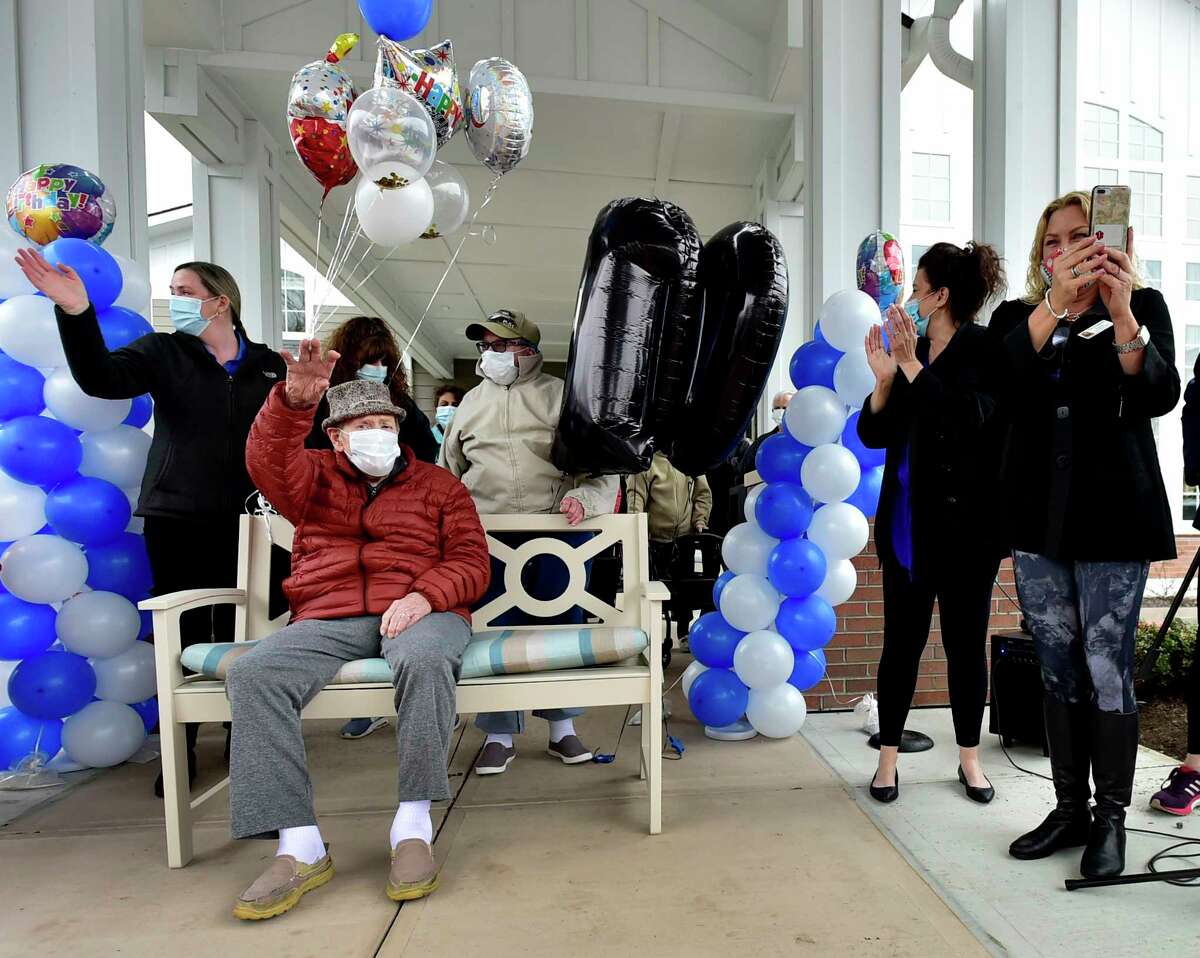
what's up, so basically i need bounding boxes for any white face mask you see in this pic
[770,407,786,425]
[344,428,401,477]
[480,349,519,386]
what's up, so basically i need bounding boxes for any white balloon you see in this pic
[44,368,131,432]
[61,700,146,768]
[820,289,881,352]
[833,349,876,410]
[808,502,870,560]
[79,426,152,489]
[91,640,157,703]
[681,659,708,698]
[57,591,140,659]
[743,484,765,523]
[0,535,88,603]
[733,630,795,690]
[721,521,779,578]
[424,160,471,237]
[719,574,782,633]
[785,385,847,447]
[354,175,434,247]
[816,558,859,607]
[0,296,67,368]
[0,472,47,540]
[107,252,152,313]
[746,683,809,738]
[801,444,862,504]
[0,231,36,299]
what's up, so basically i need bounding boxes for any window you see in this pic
[1128,117,1164,162]
[911,152,950,223]
[1187,325,1200,368]
[1185,484,1199,522]
[1130,171,1163,236]
[1142,259,1162,290]
[1081,167,1118,191]
[1187,263,1200,301]
[1188,177,1200,241]
[911,244,931,268]
[281,270,307,336]
[1083,103,1119,158]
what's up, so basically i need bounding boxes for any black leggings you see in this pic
[1190,585,1200,755]
[877,555,1000,748]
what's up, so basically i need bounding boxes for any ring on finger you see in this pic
[1071,266,1081,278]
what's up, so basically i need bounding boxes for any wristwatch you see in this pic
[1114,325,1150,354]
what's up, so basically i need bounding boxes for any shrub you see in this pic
[1136,619,1197,696]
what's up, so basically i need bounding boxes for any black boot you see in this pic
[1009,698,1092,860]
[1080,709,1138,879]
[154,722,199,798]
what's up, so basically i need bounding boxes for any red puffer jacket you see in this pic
[246,384,491,623]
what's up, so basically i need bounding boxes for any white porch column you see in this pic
[802,0,903,325]
[1,0,148,264]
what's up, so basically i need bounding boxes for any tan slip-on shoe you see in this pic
[387,839,440,901]
[233,850,334,921]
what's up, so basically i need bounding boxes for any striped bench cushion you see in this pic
[179,626,648,683]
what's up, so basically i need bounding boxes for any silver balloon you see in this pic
[420,160,471,238]
[57,591,140,659]
[61,700,146,767]
[91,640,157,703]
[464,57,533,175]
[79,426,152,489]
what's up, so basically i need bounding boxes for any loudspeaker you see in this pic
[989,632,1049,755]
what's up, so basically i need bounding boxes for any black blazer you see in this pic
[857,322,1005,579]
[305,391,438,463]
[56,305,287,519]
[987,287,1179,561]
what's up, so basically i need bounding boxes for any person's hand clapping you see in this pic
[864,322,896,384]
[14,248,89,315]
[281,338,340,408]
[883,304,918,366]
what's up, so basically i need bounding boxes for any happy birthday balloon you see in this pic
[287,34,360,199]
[856,230,906,310]
[6,164,116,246]
[375,38,464,148]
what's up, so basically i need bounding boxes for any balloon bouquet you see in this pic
[288,2,535,343]
[0,167,158,785]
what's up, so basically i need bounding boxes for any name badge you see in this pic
[1077,319,1113,340]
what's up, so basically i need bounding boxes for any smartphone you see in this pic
[1089,185,1131,254]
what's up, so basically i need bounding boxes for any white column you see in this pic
[758,199,806,431]
[2,0,148,264]
[190,122,283,347]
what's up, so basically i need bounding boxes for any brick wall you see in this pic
[807,522,1023,712]
[1149,533,1200,581]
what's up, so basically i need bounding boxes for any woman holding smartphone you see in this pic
[991,191,1179,879]
[858,242,1006,806]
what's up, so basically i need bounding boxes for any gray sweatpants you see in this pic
[226,612,471,840]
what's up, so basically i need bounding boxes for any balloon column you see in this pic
[0,186,156,778]
[685,285,888,739]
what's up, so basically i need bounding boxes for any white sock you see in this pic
[485,733,513,749]
[390,800,433,848]
[277,824,326,865]
[548,719,576,743]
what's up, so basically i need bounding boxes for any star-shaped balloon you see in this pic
[375,37,464,147]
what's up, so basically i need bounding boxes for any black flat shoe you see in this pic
[958,765,995,804]
[870,769,899,804]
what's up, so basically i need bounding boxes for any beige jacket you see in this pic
[439,353,618,517]
[627,451,713,542]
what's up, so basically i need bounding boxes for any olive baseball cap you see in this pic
[465,309,541,347]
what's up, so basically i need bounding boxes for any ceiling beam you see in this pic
[628,0,765,81]
[654,111,681,195]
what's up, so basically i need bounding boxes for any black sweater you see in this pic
[55,305,286,519]
[857,322,1005,579]
[987,288,1179,561]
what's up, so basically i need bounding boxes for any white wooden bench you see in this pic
[144,512,667,868]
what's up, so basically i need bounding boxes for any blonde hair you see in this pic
[174,261,243,331]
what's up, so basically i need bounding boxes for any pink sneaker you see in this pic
[1150,765,1200,816]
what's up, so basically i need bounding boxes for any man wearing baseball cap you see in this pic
[441,309,618,775]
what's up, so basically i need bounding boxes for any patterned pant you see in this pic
[1012,552,1148,715]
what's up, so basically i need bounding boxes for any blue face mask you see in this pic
[356,364,388,385]
[168,295,215,337]
[434,405,456,428]
[904,293,935,336]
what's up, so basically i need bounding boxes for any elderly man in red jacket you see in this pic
[227,339,490,922]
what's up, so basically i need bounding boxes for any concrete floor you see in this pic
[0,666,986,958]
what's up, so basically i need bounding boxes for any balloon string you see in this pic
[400,172,503,363]
[312,223,364,337]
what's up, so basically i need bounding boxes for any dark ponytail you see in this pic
[916,241,1005,326]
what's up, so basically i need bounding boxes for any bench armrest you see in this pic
[143,590,248,700]
[631,581,671,603]
[139,589,247,613]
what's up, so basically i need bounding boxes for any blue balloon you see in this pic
[358,0,432,40]
[768,538,828,599]
[43,238,122,311]
[0,353,45,421]
[0,707,63,769]
[846,465,885,518]
[788,648,828,692]
[0,415,83,486]
[813,322,832,347]
[97,307,154,350]
[138,609,154,640]
[45,476,131,546]
[775,594,837,653]
[755,481,814,540]
[712,570,735,608]
[688,612,746,669]
[841,412,887,469]
[130,696,159,734]
[0,593,57,660]
[688,668,750,728]
[7,650,96,720]
[123,393,153,428]
[85,533,153,599]
[756,433,811,484]
[789,339,842,391]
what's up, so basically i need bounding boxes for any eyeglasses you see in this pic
[476,339,533,354]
